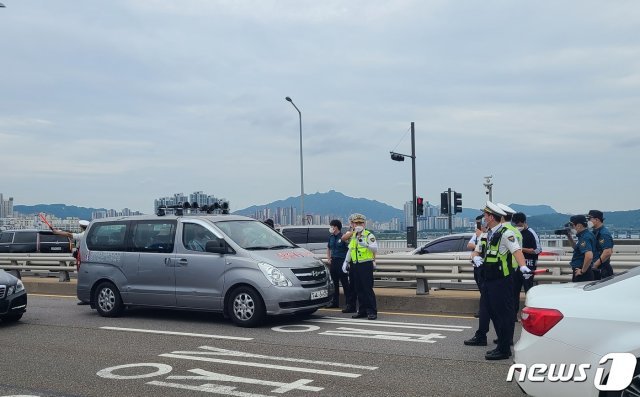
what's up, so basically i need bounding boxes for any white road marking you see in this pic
[160,353,363,378]
[148,381,275,397]
[271,325,320,333]
[320,327,447,343]
[307,316,471,332]
[167,368,323,393]
[99,326,253,341]
[97,363,173,379]
[167,346,378,370]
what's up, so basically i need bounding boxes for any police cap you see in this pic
[496,203,517,215]
[482,201,507,217]
[349,213,366,223]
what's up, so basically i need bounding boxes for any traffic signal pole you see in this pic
[447,187,453,234]
[411,122,417,249]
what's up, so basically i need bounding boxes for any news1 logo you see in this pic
[507,353,637,391]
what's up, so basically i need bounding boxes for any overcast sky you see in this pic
[1,1,639,215]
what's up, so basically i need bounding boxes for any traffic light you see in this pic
[416,197,424,216]
[454,192,463,214]
[440,192,449,215]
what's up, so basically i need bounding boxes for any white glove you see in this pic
[472,256,483,267]
[342,261,349,274]
[522,273,532,280]
[519,265,531,274]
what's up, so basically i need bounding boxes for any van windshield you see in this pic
[214,220,296,250]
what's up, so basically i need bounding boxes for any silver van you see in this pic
[77,214,333,327]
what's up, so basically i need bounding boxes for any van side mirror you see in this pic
[205,239,227,254]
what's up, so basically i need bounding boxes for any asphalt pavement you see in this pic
[20,275,526,316]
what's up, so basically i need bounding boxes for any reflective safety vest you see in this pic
[484,227,513,278]
[349,230,375,263]
[503,223,522,269]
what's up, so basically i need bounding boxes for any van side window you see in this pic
[0,232,13,244]
[182,223,216,252]
[307,228,329,244]
[132,220,176,253]
[282,228,307,244]
[86,223,128,251]
[13,232,37,244]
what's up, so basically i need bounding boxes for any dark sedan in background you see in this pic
[0,269,27,322]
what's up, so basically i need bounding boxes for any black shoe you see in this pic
[463,336,487,346]
[493,338,514,345]
[352,312,367,319]
[486,348,498,355]
[485,350,511,360]
[327,304,339,308]
[367,314,377,320]
[342,307,356,313]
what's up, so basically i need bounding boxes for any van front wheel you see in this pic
[227,286,265,327]
[94,282,124,317]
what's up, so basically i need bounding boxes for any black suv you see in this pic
[0,230,72,254]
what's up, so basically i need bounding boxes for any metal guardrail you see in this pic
[0,254,76,281]
[373,254,640,294]
[2,253,638,295]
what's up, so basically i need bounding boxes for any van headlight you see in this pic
[8,280,24,296]
[258,263,293,287]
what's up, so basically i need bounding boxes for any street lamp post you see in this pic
[390,122,417,248]
[483,175,493,201]
[285,96,304,224]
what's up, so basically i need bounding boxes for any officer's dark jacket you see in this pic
[569,229,596,269]
[328,232,348,259]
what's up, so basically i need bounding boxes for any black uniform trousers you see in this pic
[482,275,515,354]
[329,256,351,306]
[593,262,613,280]
[512,265,536,321]
[473,267,490,338]
[572,267,594,282]
[351,260,377,315]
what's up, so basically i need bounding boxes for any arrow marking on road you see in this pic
[319,327,447,343]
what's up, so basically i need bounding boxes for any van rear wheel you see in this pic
[94,282,124,317]
[227,286,265,327]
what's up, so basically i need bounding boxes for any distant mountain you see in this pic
[527,209,640,231]
[14,204,106,220]
[234,190,403,222]
[510,204,557,217]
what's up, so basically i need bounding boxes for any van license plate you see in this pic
[51,247,61,251]
[310,289,328,300]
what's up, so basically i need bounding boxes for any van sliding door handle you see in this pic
[177,258,188,266]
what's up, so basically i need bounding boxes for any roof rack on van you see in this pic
[157,200,230,216]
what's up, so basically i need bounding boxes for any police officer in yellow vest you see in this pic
[479,201,530,360]
[341,213,378,320]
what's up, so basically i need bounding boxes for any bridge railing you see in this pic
[0,254,76,281]
[1,253,638,295]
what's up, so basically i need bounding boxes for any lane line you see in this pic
[100,326,253,341]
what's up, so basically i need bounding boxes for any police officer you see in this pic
[566,215,596,282]
[587,210,614,279]
[464,211,492,347]
[511,212,541,320]
[342,213,378,320]
[327,219,351,309]
[477,202,530,360]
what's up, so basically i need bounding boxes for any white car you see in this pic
[513,266,640,397]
